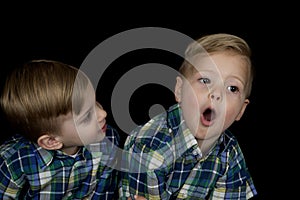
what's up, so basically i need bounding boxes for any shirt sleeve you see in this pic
[209,145,257,200]
[119,133,171,200]
[0,156,19,199]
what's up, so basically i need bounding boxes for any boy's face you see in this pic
[175,52,250,141]
[57,83,107,150]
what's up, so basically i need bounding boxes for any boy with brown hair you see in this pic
[120,33,257,199]
[0,60,120,199]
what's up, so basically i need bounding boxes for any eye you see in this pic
[82,111,92,124]
[199,77,211,84]
[227,85,239,93]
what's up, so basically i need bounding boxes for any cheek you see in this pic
[181,84,202,112]
[181,84,199,103]
[224,103,242,125]
[76,123,100,144]
[180,88,201,126]
[83,121,99,135]
[61,121,77,137]
[60,123,83,145]
[181,95,198,116]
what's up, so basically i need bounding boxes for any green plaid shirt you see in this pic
[120,104,257,199]
[0,125,120,200]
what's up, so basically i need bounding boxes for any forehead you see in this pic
[71,81,95,115]
[189,52,250,79]
[80,83,95,107]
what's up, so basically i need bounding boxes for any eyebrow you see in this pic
[226,74,246,87]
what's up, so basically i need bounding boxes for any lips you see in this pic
[101,123,107,133]
[200,107,216,126]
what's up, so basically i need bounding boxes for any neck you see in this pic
[61,146,80,155]
[196,136,218,157]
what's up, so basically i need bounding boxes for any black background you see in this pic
[0,3,296,199]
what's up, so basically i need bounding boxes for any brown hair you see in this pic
[0,59,90,142]
[179,33,254,98]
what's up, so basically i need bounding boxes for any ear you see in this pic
[175,76,183,103]
[37,134,63,150]
[235,99,250,121]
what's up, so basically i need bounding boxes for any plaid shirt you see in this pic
[120,104,257,199]
[0,125,120,200]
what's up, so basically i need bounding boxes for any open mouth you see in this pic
[201,107,216,126]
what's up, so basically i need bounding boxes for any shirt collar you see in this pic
[34,144,55,170]
[166,104,202,159]
[34,144,103,170]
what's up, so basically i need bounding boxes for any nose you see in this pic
[209,92,222,101]
[95,102,107,122]
[97,108,107,122]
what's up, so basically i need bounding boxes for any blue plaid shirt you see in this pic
[120,104,257,199]
[0,125,120,200]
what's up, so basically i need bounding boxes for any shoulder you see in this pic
[219,130,247,167]
[0,134,38,177]
[123,112,176,171]
[215,130,256,195]
[0,134,34,160]
[124,111,172,151]
[223,130,242,153]
[222,130,239,149]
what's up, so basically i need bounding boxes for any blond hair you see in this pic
[179,33,254,98]
[0,59,89,142]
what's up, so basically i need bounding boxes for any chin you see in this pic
[194,134,207,140]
